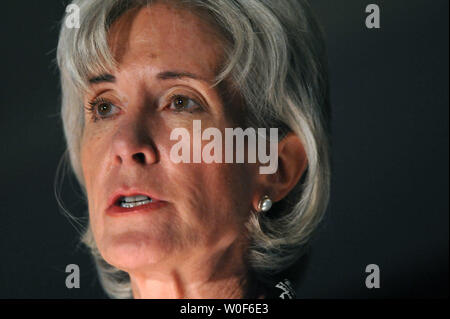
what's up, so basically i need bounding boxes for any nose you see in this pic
[111,118,158,167]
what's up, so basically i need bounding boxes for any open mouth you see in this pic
[116,195,153,208]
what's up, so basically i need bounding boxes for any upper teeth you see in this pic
[122,195,152,203]
[119,195,153,208]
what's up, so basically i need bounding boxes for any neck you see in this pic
[129,240,253,299]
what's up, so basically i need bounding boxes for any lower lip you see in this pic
[106,200,167,216]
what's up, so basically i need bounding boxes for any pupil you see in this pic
[176,97,185,107]
[98,103,110,114]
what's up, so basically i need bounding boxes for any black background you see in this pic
[0,0,448,298]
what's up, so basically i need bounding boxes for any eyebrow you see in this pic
[88,70,211,85]
[88,73,116,84]
[156,71,211,83]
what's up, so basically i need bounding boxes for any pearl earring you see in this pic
[257,195,272,213]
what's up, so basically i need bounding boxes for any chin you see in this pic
[99,230,176,272]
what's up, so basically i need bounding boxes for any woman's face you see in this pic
[80,4,259,274]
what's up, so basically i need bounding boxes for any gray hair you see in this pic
[56,0,331,298]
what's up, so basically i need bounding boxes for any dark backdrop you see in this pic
[0,0,447,298]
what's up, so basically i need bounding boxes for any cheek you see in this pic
[158,117,258,230]
[80,131,108,224]
[80,125,111,184]
[167,161,256,229]
[213,163,257,218]
[80,134,98,196]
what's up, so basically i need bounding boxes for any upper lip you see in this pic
[107,187,165,209]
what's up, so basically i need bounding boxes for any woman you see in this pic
[57,0,330,299]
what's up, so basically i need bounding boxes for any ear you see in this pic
[253,132,308,206]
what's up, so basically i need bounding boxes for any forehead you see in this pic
[107,3,225,80]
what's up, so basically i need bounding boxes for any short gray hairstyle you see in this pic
[56,0,331,298]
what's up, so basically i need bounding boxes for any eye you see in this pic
[169,95,202,113]
[85,97,120,122]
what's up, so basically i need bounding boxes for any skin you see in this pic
[80,3,307,299]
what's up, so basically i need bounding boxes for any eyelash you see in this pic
[168,94,204,113]
[84,94,204,123]
[84,97,116,123]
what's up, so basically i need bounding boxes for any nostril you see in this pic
[132,152,146,164]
